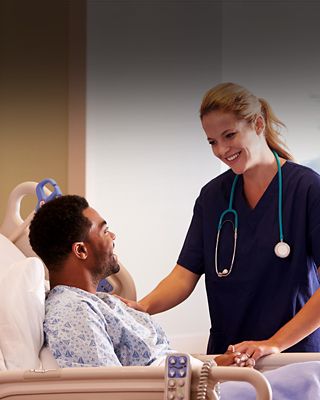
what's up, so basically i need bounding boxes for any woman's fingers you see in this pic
[113,295,147,312]
[233,340,280,361]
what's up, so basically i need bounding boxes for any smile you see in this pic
[226,151,240,162]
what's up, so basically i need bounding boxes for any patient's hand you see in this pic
[113,295,147,313]
[214,353,238,366]
[215,345,255,368]
[233,339,280,361]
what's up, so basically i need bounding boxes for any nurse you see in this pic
[125,82,320,357]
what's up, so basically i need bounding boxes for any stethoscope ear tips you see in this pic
[274,241,291,258]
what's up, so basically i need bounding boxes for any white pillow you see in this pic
[0,233,26,272]
[0,257,45,370]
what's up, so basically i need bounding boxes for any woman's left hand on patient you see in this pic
[233,339,281,362]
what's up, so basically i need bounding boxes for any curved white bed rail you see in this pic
[0,181,47,257]
[255,352,320,372]
[0,365,272,400]
[205,365,272,400]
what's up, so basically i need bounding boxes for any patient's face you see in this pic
[83,207,120,279]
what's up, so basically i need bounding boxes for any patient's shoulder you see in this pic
[45,285,100,310]
[45,286,106,325]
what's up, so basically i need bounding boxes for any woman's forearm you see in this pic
[139,264,200,315]
[234,287,320,360]
[270,287,320,351]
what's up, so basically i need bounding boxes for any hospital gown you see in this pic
[44,285,171,368]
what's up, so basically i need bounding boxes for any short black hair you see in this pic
[29,195,91,270]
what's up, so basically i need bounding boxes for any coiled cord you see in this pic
[197,359,220,400]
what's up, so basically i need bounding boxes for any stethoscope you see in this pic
[215,150,291,278]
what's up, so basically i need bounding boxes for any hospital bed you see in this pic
[0,181,319,400]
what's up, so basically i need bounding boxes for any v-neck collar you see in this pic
[234,162,288,221]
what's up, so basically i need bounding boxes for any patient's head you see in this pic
[29,196,119,287]
[29,195,91,270]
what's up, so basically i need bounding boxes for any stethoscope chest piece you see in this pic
[274,241,290,258]
[218,268,230,277]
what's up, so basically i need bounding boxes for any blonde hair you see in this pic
[200,82,293,160]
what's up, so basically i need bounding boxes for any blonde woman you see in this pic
[123,82,320,360]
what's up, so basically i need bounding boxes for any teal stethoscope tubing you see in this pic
[275,150,284,242]
[215,150,290,278]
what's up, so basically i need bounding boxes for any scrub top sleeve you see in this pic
[177,196,205,275]
[308,181,320,267]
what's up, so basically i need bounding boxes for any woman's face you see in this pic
[201,109,265,175]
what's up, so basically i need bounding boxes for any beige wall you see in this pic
[0,0,86,221]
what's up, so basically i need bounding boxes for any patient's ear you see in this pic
[72,242,88,260]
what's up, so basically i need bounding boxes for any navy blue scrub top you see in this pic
[178,161,320,354]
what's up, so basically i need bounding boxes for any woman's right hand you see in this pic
[113,294,148,313]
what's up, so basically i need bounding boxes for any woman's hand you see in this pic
[233,339,281,361]
[113,294,148,313]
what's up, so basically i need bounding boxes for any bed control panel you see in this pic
[164,353,191,400]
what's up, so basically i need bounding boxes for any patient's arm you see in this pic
[137,264,200,314]
[234,286,320,361]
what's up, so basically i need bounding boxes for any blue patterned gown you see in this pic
[44,286,171,367]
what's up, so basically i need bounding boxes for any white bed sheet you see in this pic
[221,360,320,399]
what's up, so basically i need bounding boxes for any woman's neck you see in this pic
[242,152,286,209]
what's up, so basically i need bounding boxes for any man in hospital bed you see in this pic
[28,195,320,398]
[28,194,244,369]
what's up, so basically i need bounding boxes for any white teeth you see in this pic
[226,152,240,161]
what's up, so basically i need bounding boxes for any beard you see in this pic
[92,252,120,283]
[106,253,120,276]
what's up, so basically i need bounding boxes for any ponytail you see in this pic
[259,98,294,161]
